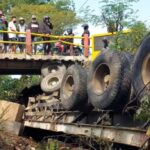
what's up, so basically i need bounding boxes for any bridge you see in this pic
[0,29,120,74]
[0,30,90,74]
[0,54,86,74]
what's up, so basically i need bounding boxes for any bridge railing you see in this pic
[0,30,91,57]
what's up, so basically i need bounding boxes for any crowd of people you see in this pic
[0,10,90,55]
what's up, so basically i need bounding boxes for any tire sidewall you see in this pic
[61,64,87,110]
[41,72,63,93]
[88,51,122,109]
[41,63,66,77]
[133,36,150,98]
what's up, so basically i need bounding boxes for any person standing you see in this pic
[0,10,7,52]
[81,24,90,45]
[8,16,17,53]
[39,16,53,55]
[81,24,90,56]
[28,15,39,54]
[2,14,9,53]
[17,17,27,53]
[64,28,74,54]
[102,37,109,50]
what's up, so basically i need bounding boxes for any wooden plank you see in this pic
[0,100,24,122]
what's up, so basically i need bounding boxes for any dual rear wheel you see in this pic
[41,46,150,112]
[59,51,132,112]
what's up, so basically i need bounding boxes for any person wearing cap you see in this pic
[81,24,90,45]
[39,16,53,55]
[17,17,27,53]
[64,28,74,54]
[81,24,90,55]
[8,16,17,53]
[28,15,39,54]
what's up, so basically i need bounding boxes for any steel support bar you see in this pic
[24,121,149,148]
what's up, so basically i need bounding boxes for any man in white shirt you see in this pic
[8,16,17,53]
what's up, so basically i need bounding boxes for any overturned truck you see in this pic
[23,35,150,149]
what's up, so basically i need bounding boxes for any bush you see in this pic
[135,95,150,122]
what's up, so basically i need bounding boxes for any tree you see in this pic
[135,95,150,122]
[81,0,149,53]
[0,0,80,34]
[10,4,80,34]
[0,0,43,14]
[47,0,75,11]
[0,0,42,13]
[0,75,40,101]
[91,0,139,32]
[109,21,149,53]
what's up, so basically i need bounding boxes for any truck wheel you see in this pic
[41,62,66,77]
[87,51,131,111]
[122,52,134,65]
[41,72,63,93]
[133,35,150,99]
[60,64,88,111]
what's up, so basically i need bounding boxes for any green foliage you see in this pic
[80,0,149,53]
[109,21,149,53]
[37,139,60,150]
[0,0,80,35]
[87,0,139,32]
[36,139,74,150]
[135,95,150,122]
[0,0,43,12]
[0,75,40,101]
[9,3,80,35]
[49,0,75,11]
[0,0,10,13]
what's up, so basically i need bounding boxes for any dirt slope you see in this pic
[0,131,37,150]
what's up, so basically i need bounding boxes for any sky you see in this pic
[74,0,150,35]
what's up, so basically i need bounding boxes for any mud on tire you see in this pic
[87,51,131,111]
[41,72,63,93]
[41,62,66,77]
[60,64,88,111]
[133,35,150,100]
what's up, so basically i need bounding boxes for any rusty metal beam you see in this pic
[24,121,149,148]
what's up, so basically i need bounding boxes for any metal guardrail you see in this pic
[0,30,91,57]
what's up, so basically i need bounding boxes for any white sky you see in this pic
[74,0,150,35]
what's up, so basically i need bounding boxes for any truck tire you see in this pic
[41,72,63,93]
[41,62,66,77]
[120,52,132,107]
[60,64,88,110]
[132,35,150,99]
[122,52,134,65]
[122,52,137,102]
[87,51,131,111]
